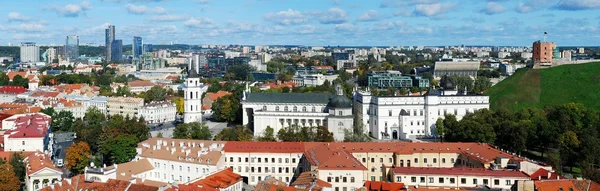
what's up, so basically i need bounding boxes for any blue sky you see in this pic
[0,0,599,46]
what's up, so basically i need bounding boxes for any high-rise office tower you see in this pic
[105,25,115,61]
[111,39,123,62]
[66,35,79,60]
[46,47,57,63]
[133,36,143,59]
[143,44,153,53]
[20,42,39,63]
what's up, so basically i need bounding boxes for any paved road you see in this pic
[149,120,228,138]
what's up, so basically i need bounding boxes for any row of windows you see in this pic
[358,157,455,165]
[251,176,290,183]
[226,157,296,163]
[155,172,190,183]
[403,176,513,186]
[279,119,325,126]
[264,105,320,112]
[327,176,356,183]
[237,166,295,174]
[154,162,209,174]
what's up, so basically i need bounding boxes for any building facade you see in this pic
[105,25,115,62]
[368,71,430,89]
[133,36,143,59]
[433,61,480,78]
[140,101,176,124]
[354,86,489,140]
[106,97,144,118]
[532,41,555,66]
[20,42,40,63]
[65,35,79,60]
[111,39,123,62]
[241,89,354,141]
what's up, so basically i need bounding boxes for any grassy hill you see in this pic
[488,62,600,111]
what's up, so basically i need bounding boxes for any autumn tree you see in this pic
[212,95,240,123]
[66,142,91,175]
[0,163,20,191]
[172,97,184,114]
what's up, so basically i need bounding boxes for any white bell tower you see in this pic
[184,65,202,124]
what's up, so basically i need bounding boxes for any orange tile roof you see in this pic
[7,72,27,80]
[31,91,61,98]
[137,138,226,165]
[115,158,154,181]
[535,180,581,191]
[206,91,232,101]
[183,168,242,190]
[290,171,332,190]
[129,80,156,87]
[571,179,600,191]
[0,86,28,94]
[304,143,367,170]
[26,152,62,176]
[41,175,159,191]
[261,81,296,89]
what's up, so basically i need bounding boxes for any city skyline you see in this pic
[0,0,599,46]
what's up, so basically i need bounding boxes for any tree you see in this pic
[314,126,334,142]
[257,126,277,142]
[85,107,106,127]
[99,85,113,96]
[173,123,191,139]
[247,73,255,82]
[0,72,9,86]
[40,107,55,117]
[156,132,164,138]
[191,123,212,140]
[104,135,138,164]
[435,118,445,142]
[473,76,492,93]
[52,110,75,132]
[115,85,132,97]
[212,95,240,123]
[226,63,256,81]
[215,125,253,141]
[65,142,91,175]
[10,75,29,88]
[147,86,167,102]
[173,97,184,114]
[9,153,25,182]
[0,163,20,191]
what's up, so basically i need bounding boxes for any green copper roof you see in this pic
[246,93,331,104]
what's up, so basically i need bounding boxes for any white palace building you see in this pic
[354,76,490,140]
[241,85,353,141]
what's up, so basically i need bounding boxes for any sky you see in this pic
[0,0,599,46]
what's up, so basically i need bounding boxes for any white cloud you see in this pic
[125,4,166,15]
[197,0,210,3]
[308,7,348,24]
[264,9,306,25]
[335,23,354,31]
[48,1,92,17]
[357,10,380,22]
[516,0,556,13]
[0,22,46,32]
[480,2,506,15]
[149,15,189,22]
[374,20,405,30]
[413,3,455,17]
[380,0,439,8]
[184,17,217,29]
[7,12,28,22]
[553,0,600,10]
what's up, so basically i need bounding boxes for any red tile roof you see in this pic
[206,91,232,101]
[31,91,61,98]
[26,152,62,176]
[571,179,600,191]
[535,180,581,191]
[364,181,405,191]
[7,72,27,80]
[129,80,156,87]
[290,171,332,190]
[223,142,305,153]
[0,86,27,94]
[530,168,564,180]
[261,81,295,89]
[391,167,529,178]
[304,143,367,170]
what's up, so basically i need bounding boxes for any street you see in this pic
[149,120,228,138]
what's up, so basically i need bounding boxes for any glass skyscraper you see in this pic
[105,25,115,61]
[133,36,143,59]
[66,35,79,60]
[111,39,123,62]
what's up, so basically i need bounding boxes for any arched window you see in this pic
[276,106,280,111]
[302,106,307,112]
[284,106,289,111]
[293,106,298,112]
[263,106,267,111]
[312,107,316,112]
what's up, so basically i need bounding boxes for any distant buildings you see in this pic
[106,97,144,118]
[133,36,143,59]
[20,42,40,63]
[105,25,115,62]
[139,101,176,124]
[433,61,480,78]
[111,39,123,62]
[45,47,56,63]
[65,35,79,60]
[367,71,430,89]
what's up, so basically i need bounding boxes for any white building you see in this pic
[25,152,63,191]
[0,86,28,103]
[354,80,489,140]
[134,138,227,184]
[241,85,354,141]
[391,167,530,190]
[140,101,176,124]
[222,142,305,185]
[498,52,511,59]
[433,61,480,78]
[2,113,51,152]
[292,73,338,87]
[20,42,40,63]
[106,97,144,118]
[183,66,203,124]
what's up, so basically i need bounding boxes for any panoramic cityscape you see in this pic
[0,0,600,191]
